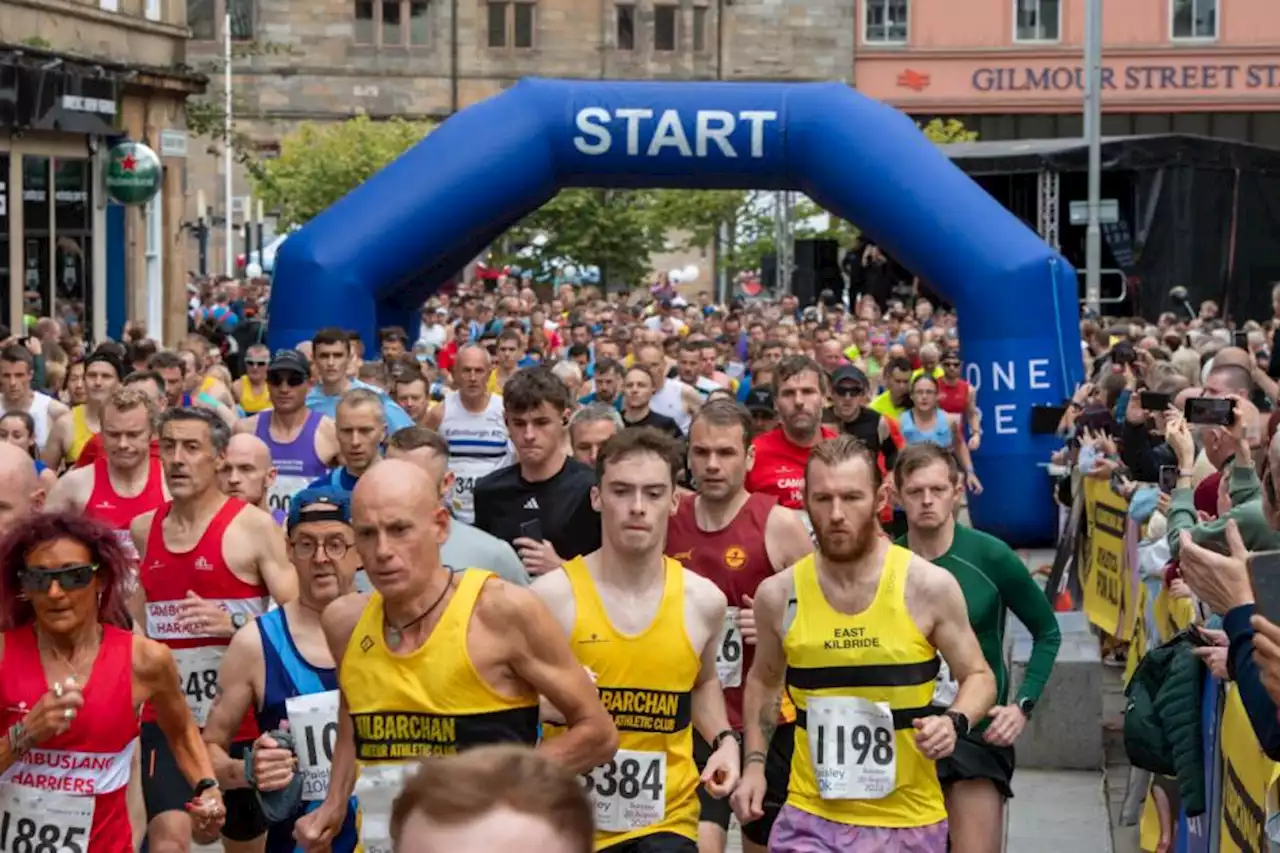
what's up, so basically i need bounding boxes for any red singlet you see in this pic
[0,625,138,853]
[83,457,166,563]
[744,425,837,510]
[937,377,970,417]
[139,498,267,741]
[667,492,776,730]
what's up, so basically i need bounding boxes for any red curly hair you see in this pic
[0,512,133,631]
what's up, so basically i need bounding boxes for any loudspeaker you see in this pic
[791,239,844,307]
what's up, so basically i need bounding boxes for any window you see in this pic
[617,4,635,50]
[354,0,431,46]
[864,0,908,44]
[1172,0,1216,39]
[692,5,708,52]
[488,2,535,49]
[513,2,534,47]
[1015,0,1059,41]
[187,0,215,39]
[487,2,507,46]
[654,4,677,51]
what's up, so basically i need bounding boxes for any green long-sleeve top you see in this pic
[1165,462,1280,560]
[898,525,1062,714]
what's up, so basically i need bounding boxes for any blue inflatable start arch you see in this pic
[268,78,1084,545]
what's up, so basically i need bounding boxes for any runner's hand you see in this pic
[294,799,346,851]
[983,705,1029,748]
[22,677,85,744]
[514,537,564,577]
[177,591,235,637]
[967,433,981,452]
[912,715,958,760]
[739,595,757,646]
[701,737,741,799]
[729,762,767,823]
[966,472,983,495]
[252,727,298,793]
[187,787,226,844]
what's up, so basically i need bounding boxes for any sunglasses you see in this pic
[942,361,961,368]
[19,563,98,593]
[268,371,307,387]
[833,385,865,398]
[245,360,269,367]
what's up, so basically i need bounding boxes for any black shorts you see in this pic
[140,722,267,841]
[936,728,1016,800]
[598,832,697,853]
[692,722,794,846]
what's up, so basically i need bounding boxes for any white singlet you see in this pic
[439,391,514,524]
[650,378,692,434]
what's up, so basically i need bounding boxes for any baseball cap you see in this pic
[288,486,352,532]
[268,348,310,376]
[831,365,869,390]
[744,386,775,413]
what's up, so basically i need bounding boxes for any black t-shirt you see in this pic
[473,457,602,561]
[823,406,898,470]
[623,410,685,440]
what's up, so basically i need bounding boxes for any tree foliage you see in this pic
[248,116,433,229]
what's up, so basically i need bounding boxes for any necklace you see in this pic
[385,571,454,651]
[37,626,102,687]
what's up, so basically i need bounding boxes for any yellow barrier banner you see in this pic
[1220,685,1275,853]
[1083,478,1126,635]
[1124,582,1149,686]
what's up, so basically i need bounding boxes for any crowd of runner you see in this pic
[15,271,1280,853]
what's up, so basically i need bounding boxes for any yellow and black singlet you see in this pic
[340,569,540,765]
[545,556,702,850]
[784,546,947,828]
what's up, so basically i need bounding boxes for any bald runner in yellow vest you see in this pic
[536,429,740,853]
[733,436,994,852]
[294,460,618,852]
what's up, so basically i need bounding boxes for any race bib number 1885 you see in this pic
[806,696,897,800]
[580,749,666,832]
[0,785,93,853]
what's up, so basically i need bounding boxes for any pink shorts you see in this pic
[768,804,949,853]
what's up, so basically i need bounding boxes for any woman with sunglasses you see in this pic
[0,513,226,850]
[901,374,982,495]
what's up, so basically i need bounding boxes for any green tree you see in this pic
[496,189,669,290]
[248,116,433,229]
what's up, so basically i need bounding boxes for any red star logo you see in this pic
[897,69,931,92]
[119,153,138,173]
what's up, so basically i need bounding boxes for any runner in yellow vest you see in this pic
[733,435,994,852]
[235,344,273,414]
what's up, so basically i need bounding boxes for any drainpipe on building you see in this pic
[450,0,460,114]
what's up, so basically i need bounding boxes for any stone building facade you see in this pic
[184,0,855,284]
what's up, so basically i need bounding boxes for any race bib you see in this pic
[355,763,412,853]
[287,691,340,802]
[932,657,959,707]
[0,783,94,853]
[806,696,897,800]
[580,749,666,832]
[717,607,744,689]
[267,475,312,518]
[448,476,478,524]
[172,646,225,726]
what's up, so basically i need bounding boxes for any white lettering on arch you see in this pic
[965,363,981,392]
[615,108,654,156]
[1029,359,1051,390]
[647,110,693,157]
[994,404,1017,435]
[573,107,611,155]
[695,110,737,157]
[992,362,1016,392]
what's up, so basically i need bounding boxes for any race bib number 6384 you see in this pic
[580,749,666,833]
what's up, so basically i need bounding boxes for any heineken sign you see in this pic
[104,141,162,205]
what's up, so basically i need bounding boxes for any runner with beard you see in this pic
[665,400,813,853]
[745,356,835,512]
[895,444,1060,853]
[733,436,994,853]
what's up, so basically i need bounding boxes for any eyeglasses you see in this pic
[245,360,269,368]
[18,563,99,593]
[268,371,307,387]
[290,536,352,561]
[833,385,865,398]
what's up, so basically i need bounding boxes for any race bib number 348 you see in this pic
[806,696,897,800]
[0,784,93,853]
[172,646,225,726]
[580,749,666,833]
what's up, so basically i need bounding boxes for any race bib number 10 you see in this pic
[806,696,897,800]
[286,691,340,802]
[580,749,666,833]
[717,607,743,689]
[172,646,225,726]
[0,785,93,853]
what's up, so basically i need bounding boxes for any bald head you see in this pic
[351,460,450,597]
[0,443,42,534]
[353,458,440,517]
[227,433,272,469]
[219,433,276,507]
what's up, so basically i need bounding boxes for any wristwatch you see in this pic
[192,778,219,798]
[710,729,737,752]
[945,710,970,738]
[231,612,249,630]
[1015,698,1036,719]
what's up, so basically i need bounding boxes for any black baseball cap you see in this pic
[831,365,869,390]
[268,348,310,376]
[744,386,775,413]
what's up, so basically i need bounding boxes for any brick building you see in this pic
[184,0,855,285]
[1,0,203,341]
